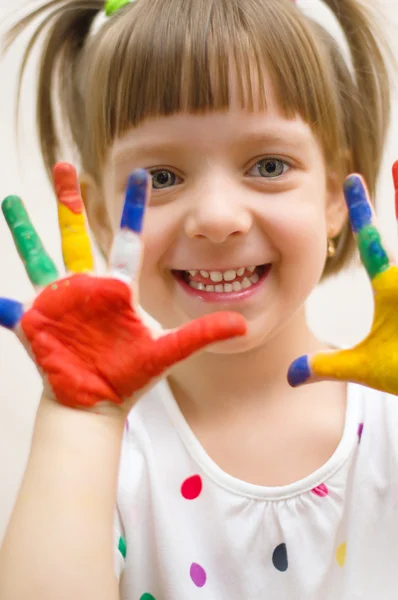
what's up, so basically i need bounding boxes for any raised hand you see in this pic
[0,165,247,410]
[288,164,398,395]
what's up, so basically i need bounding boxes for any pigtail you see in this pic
[312,0,393,275]
[322,0,391,184]
[4,0,104,178]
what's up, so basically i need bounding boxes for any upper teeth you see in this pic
[188,266,256,282]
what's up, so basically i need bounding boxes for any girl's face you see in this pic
[103,83,346,354]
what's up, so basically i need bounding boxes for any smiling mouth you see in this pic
[174,264,269,293]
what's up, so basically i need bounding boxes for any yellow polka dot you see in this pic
[336,542,347,567]
[51,284,58,290]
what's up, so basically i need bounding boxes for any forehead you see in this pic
[110,71,318,160]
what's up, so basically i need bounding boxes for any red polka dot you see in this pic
[311,483,329,497]
[181,475,203,499]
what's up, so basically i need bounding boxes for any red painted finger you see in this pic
[53,163,83,212]
[150,312,247,372]
[53,162,94,273]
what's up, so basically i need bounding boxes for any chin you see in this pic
[202,318,276,355]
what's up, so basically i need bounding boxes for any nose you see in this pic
[184,178,253,243]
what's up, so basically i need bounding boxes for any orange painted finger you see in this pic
[53,163,94,273]
[151,312,247,372]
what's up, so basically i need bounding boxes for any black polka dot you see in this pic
[272,543,288,571]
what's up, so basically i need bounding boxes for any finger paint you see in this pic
[356,225,389,280]
[287,355,311,387]
[53,163,85,214]
[0,297,24,329]
[2,196,59,286]
[21,273,246,408]
[288,265,398,395]
[53,163,94,273]
[344,175,372,234]
[58,204,94,272]
[121,170,148,233]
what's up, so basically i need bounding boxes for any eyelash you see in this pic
[149,158,291,190]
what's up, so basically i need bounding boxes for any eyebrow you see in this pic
[112,127,311,163]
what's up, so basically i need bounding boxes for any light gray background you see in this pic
[1,0,397,541]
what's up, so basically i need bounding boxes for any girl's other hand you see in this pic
[0,164,246,414]
[288,162,398,396]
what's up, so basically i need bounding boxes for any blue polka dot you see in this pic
[272,543,288,571]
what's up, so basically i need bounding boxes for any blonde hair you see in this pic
[6,0,392,276]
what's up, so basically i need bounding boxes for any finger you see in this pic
[53,163,94,273]
[344,174,390,281]
[2,195,59,287]
[0,297,24,330]
[287,347,364,388]
[109,169,149,285]
[150,312,247,373]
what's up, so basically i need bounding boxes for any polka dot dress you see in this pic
[113,381,398,599]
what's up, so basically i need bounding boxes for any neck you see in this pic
[168,306,327,421]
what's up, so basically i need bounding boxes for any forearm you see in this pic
[0,395,124,600]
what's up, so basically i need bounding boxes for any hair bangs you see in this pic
[82,0,343,170]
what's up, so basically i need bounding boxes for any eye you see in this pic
[247,158,289,178]
[149,169,180,189]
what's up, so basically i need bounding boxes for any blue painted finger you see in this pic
[344,174,389,280]
[110,169,150,283]
[120,169,149,233]
[287,355,311,387]
[0,297,24,329]
[344,174,372,233]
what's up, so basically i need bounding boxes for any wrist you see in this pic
[37,394,128,447]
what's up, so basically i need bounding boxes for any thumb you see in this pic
[151,312,247,372]
[287,347,365,387]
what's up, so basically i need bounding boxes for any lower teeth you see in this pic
[188,272,260,292]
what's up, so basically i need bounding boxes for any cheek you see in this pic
[137,208,178,312]
[267,203,328,289]
[140,207,177,268]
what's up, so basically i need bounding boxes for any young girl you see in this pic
[0,0,397,598]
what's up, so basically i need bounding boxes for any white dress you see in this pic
[114,379,398,600]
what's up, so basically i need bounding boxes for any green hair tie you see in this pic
[105,0,131,16]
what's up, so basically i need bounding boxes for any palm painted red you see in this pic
[21,274,246,408]
[1,166,246,410]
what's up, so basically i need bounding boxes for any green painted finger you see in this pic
[2,196,59,286]
[344,174,389,280]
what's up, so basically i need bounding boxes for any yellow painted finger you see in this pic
[288,266,398,394]
[53,163,94,273]
[288,166,398,396]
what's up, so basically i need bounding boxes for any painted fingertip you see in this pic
[0,298,24,329]
[287,355,311,387]
[53,163,84,214]
[120,169,149,233]
[2,195,23,223]
[344,174,372,233]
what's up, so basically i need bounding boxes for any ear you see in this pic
[325,169,348,237]
[79,172,113,259]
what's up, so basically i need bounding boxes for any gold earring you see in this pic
[327,237,336,258]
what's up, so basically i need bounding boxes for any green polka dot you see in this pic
[118,536,126,559]
[140,594,156,600]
